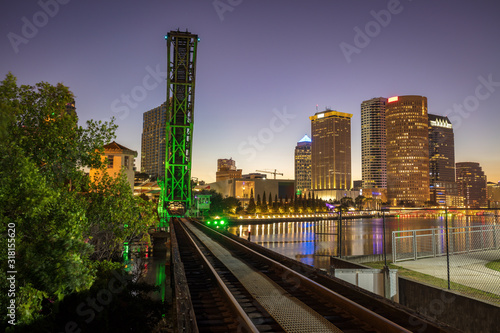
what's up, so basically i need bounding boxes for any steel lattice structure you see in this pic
[158,30,198,227]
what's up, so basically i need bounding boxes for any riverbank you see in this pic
[226,212,394,224]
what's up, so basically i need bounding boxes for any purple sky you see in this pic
[2,0,500,184]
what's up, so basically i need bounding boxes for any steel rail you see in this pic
[190,219,412,333]
[176,218,260,333]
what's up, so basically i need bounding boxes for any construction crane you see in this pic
[256,169,283,179]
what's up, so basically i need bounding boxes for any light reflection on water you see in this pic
[227,215,494,270]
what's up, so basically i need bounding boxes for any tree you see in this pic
[246,189,256,214]
[293,193,299,212]
[0,73,156,325]
[2,73,116,190]
[200,189,224,216]
[223,197,243,214]
[261,191,267,213]
[355,195,366,210]
[0,144,95,314]
[339,196,354,212]
[85,169,155,261]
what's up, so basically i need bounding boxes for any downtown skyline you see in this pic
[1,0,500,183]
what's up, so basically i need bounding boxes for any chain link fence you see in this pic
[391,209,500,304]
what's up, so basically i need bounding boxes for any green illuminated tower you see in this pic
[158,30,198,227]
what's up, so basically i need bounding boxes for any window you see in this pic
[124,156,129,169]
[108,155,114,168]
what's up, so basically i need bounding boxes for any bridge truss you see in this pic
[158,30,199,227]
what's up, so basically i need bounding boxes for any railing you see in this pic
[392,224,500,263]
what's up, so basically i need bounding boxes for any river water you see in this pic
[227,214,497,270]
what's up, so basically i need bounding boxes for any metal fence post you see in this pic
[392,231,396,263]
[413,230,417,261]
[432,228,436,257]
[383,210,387,267]
[445,207,450,290]
[466,225,470,253]
[338,209,342,258]
[494,225,498,249]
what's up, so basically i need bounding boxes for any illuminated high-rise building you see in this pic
[428,114,457,206]
[456,162,487,207]
[294,134,312,193]
[218,158,236,172]
[310,109,352,195]
[141,102,167,179]
[386,95,430,206]
[361,97,387,189]
[487,181,500,208]
[216,158,242,181]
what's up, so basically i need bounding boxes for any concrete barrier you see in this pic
[398,277,500,333]
[342,253,393,264]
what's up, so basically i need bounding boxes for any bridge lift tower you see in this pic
[158,30,199,228]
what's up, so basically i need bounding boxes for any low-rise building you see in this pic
[89,141,137,191]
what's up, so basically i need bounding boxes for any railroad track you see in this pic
[172,218,453,332]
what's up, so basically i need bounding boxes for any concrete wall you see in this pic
[342,253,393,264]
[398,277,500,333]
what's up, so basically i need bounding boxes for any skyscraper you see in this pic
[456,162,487,207]
[310,109,352,197]
[361,97,387,189]
[386,95,430,206]
[428,114,456,206]
[218,158,236,172]
[294,134,312,193]
[141,102,167,179]
[216,158,242,181]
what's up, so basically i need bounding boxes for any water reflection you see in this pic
[228,215,495,270]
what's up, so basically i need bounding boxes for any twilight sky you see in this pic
[2,0,500,183]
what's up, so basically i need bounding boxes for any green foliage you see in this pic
[199,190,224,215]
[355,195,366,210]
[16,284,48,325]
[198,189,243,216]
[1,73,117,189]
[486,259,500,272]
[85,169,154,261]
[0,143,95,325]
[223,196,243,214]
[0,73,157,326]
